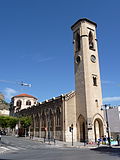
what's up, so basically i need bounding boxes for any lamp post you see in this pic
[102,104,111,146]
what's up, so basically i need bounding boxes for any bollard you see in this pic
[118,140,120,146]
[84,140,86,146]
[97,141,100,147]
[44,137,45,143]
[54,138,56,145]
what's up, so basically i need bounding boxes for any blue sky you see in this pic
[0,0,120,106]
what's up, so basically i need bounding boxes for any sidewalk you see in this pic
[25,137,102,148]
[26,137,120,149]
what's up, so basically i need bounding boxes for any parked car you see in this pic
[0,130,6,135]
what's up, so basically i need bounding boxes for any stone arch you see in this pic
[77,114,86,142]
[93,114,104,142]
[89,31,94,49]
[34,114,40,137]
[16,100,22,111]
[75,32,80,51]
[35,114,39,128]
[55,107,61,126]
[16,100,22,107]
[41,110,46,128]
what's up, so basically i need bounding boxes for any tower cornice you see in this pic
[71,18,97,30]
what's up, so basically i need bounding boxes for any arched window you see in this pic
[75,33,80,51]
[89,31,94,49]
[56,107,61,126]
[16,100,22,107]
[95,99,98,107]
[26,100,31,105]
[41,111,46,127]
[35,115,39,128]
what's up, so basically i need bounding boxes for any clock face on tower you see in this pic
[91,55,96,63]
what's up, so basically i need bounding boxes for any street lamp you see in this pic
[101,104,111,146]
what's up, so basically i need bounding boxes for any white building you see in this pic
[10,93,38,116]
[0,109,9,116]
[105,106,120,138]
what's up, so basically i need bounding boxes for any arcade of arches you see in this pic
[77,114,104,142]
[17,99,63,140]
[15,91,105,142]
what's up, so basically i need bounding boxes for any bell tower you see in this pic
[71,18,105,142]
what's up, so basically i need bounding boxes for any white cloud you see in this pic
[4,88,17,101]
[103,97,120,102]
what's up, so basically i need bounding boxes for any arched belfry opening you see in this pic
[89,31,94,49]
[75,32,80,51]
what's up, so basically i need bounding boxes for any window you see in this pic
[56,107,61,126]
[26,100,31,105]
[35,115,39,128]
[89,31,94,50]
[41,111,46,127]
[76,55,81,64]
[93,75,97,86]
[16,100,22,107]
[75,32,80,52]
[95,99,98,107]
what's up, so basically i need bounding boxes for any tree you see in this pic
[19,117,32,137]
[0,93,9,110]
[0,115,32,137]
[0,116,9,129]
[8,116,18,129]
[0,115,18,135]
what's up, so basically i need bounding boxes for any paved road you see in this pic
[0,136,120,160]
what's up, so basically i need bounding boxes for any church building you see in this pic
[10,18,106,143]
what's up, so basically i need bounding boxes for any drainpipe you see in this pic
[62,95,65,142]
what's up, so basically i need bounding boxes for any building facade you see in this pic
[10,18,106,142]
[15,91,76,142]
[71,18,105,142]
[104,106,120,138]
[10,93,38,116]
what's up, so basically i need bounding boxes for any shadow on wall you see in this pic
[91,147,120,158]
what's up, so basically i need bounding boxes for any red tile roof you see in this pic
[13,93,37,99]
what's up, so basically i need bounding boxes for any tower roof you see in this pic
[71,18,97,30]
[12,93,37,100]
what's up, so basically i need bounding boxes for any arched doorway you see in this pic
[77,115,86,142]
[94,118,104,142]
